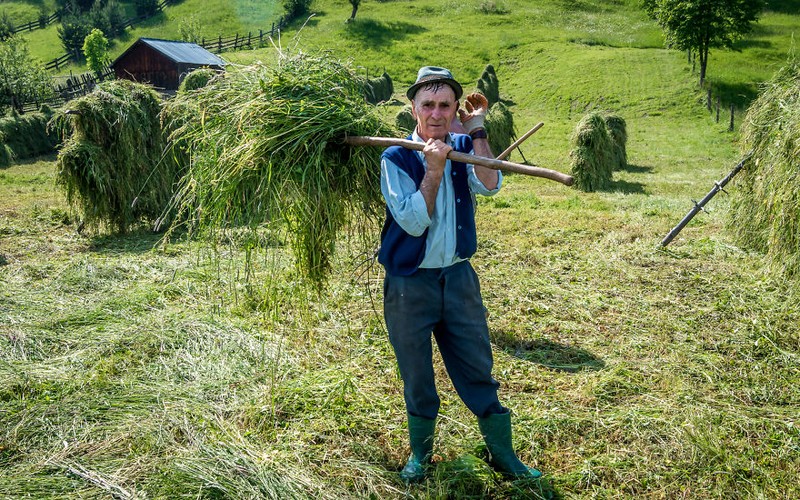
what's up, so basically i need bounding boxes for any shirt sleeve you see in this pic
[467,153,503,196]
[380,156,431,237]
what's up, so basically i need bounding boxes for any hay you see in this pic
[178,68,220,94]
[477,64,500,106]
[363,71,394,104]
[51,79,176,233]
[395,104,416,134]
[485,102,515,159]
[728,61,800,278]
[161,52,397,286]
[0,109,58,167]
[604,113,627,170]
[569,112,614,192]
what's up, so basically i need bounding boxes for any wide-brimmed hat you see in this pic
[406,66,463,100]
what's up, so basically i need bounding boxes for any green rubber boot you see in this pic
[400,414,436,484]
[477,410,542,480]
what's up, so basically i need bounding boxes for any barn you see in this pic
[111,38,226,91]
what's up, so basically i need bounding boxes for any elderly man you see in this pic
[379,66,542,483]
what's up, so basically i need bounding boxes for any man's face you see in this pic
[411,84,458,142]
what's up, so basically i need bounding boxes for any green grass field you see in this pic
[2,0,799,498]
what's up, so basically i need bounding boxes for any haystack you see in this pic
[395,104,416,134]
[485,102,515,160]
[161,53,397,286]
[363,71,394,104]
[0,108,58,167]
[52,80,175,233]
[728,61,800,278]
[604,113,627,170]
[569,112,613,192]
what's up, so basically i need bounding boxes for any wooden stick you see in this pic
[496,122,544,161]
[343,135,574,186]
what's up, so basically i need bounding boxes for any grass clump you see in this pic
[0,108,58,167]
[604,113,627,170]
[162,52,397,287]
[728,60,800,279]
[569,111,614,192]
[51,79,176,233]
[485,101,515,160]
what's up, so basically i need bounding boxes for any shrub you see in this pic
[569,112,614,192]
[58,13,92,56]
[0,12,14,41]
[51,80,175,233]
[728,61,800,279]
[283,0,313,20]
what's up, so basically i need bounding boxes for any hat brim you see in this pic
[406,76,463,100]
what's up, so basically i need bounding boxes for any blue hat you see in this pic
[406,66,463,100]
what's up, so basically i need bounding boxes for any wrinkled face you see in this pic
[411,83,458,142]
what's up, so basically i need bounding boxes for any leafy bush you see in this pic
[0,12,14,41]
[283,0,313,20]
[58,13,92,56]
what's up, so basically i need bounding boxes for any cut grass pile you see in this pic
[728,60,800,278]
[0,106,58,167]
[161,52,397,287]
[569,112,613,192]
[51,79,177,233]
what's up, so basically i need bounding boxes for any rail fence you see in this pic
[9,12,60,36]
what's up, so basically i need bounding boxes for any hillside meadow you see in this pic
[2,0,799,498]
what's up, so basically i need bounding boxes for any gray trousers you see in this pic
[383,260,505,420]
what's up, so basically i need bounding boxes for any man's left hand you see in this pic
[458,93,489,134]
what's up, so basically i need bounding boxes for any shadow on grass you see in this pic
[343,18,427,49]
[711,80,759,108]
[609,178,646,194]
[498,337,605,373]
[88,229,164,254]
[619,163,653,174]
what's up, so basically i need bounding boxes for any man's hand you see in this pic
[422,138,452,175]
[458,93,489,134]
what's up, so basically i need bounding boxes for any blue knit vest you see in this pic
[378,134,477,276]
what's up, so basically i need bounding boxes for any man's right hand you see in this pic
[422,138,451,176]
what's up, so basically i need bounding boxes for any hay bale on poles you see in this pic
[0,109,58,167]
[178,67,220,93]
[52,79,176,233]
[569,112,614,192]
[363,71,394,104]
[395,104,416,134]
[485,102,514,159]
[604,113,627,170]
[477,64,500,106]
[728,61,800,278]
[161,53,398,287]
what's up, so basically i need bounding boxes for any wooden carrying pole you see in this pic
[496,122,544,161]
[344,135,573,186]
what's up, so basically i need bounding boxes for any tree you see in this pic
[83,28,109,77]
[645,0,764,86]
[58,13,92,57]
[348,0,361,21]
[178,14,202,44]
[0,37,54,114]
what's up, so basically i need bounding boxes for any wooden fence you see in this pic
[200,19,286,54]
[9,12,59,35]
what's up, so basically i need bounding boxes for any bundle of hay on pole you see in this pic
[477,64,500,107]
[395,104,416,134]
[161,52,397,287]
[604,113,627,170]
[485,102,515,160]
[569,112,614,192]
[51,79,176,233]
[363,71,394,104]
[727,61,800,279]
[0,108,58,167]
[178,67,220,94]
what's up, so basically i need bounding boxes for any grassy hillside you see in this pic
[2,0,799,498]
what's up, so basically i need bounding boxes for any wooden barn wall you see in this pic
[114,44,180,90]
